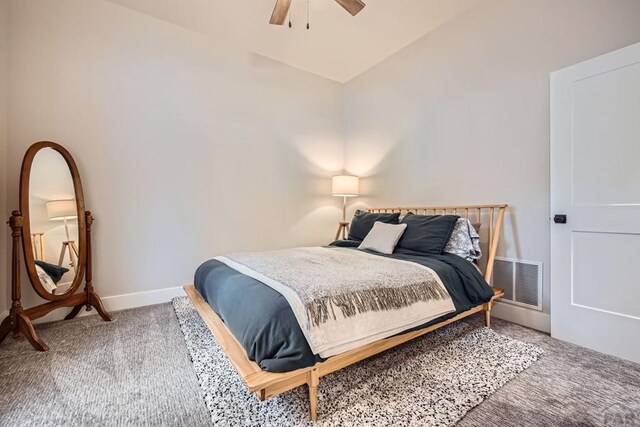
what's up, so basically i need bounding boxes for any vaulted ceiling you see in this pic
[106,0,479,83]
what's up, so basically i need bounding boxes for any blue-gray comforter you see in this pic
[194,241,495,372]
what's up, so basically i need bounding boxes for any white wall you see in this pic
[5,0,640,332]
[343,0,640,329]
[5,0,344,314]
[0,0,8,314]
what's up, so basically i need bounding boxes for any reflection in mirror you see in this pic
[29,148,79,295]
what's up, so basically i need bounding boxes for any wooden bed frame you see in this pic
[184,204,507,421]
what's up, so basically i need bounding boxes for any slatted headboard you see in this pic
[31,232,46,261]
[366,205,507,283]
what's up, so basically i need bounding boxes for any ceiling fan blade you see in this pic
[335,0,366,16]
[269,0,293,25]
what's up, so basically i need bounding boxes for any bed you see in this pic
[184,204,506,421]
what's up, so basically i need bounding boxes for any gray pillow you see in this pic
[396,213,459,254]
[348,210,401,241]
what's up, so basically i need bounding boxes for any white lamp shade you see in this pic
[332,175,359,197]
[46,200,77,220]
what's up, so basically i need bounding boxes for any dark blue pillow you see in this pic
[348,210,401,241]
[35,260,70,284]
[396,213,459,254]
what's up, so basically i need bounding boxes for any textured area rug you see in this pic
[173,297,543,427]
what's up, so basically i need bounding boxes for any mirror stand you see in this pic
[0,212,47,350]
[0,210,112,352]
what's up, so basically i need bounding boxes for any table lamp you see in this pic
[46,199,78,271]
[332,175,359,240]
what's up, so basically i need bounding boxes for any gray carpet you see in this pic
[0,304,211,427]
[1,303,639,427]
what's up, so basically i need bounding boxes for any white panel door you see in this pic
[551,42,640,364]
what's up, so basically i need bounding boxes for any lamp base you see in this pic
[57,240,78,272]
[335,222,350,241]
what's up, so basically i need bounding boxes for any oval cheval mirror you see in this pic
[0,141,112,351]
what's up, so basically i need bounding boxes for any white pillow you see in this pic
[359,221,408,254]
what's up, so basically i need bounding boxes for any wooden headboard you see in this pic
[367,204,507,283]
[31,232,46,261]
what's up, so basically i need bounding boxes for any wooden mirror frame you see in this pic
[0,141,112,352]
[19,141,87,301]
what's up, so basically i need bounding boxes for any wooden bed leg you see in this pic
[483,302,492,328]
[308,368,319,421]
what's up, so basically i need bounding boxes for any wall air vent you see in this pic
[491,257,542,311]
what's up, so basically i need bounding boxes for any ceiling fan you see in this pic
[269,0,366,25]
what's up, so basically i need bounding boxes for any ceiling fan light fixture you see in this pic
[335,0,366,16]
[269,0,293,25]
[269,0,365,25]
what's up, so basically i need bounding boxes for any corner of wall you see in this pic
[1,0,9,315]
[492,302,550,334]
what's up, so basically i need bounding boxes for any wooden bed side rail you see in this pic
[367,204,507,284]
[249,304,492,397]
[183,285,264,382]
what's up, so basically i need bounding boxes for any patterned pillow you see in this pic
[443,218,482,261]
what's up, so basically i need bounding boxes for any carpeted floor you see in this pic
[1,303,639,427]
[0,304,211,427]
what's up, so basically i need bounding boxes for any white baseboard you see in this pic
[0,286,187,325]
[98,286,186,314]
[3,287,550,333]
[492,301,550,333]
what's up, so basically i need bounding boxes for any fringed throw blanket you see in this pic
[216,247,455,357]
